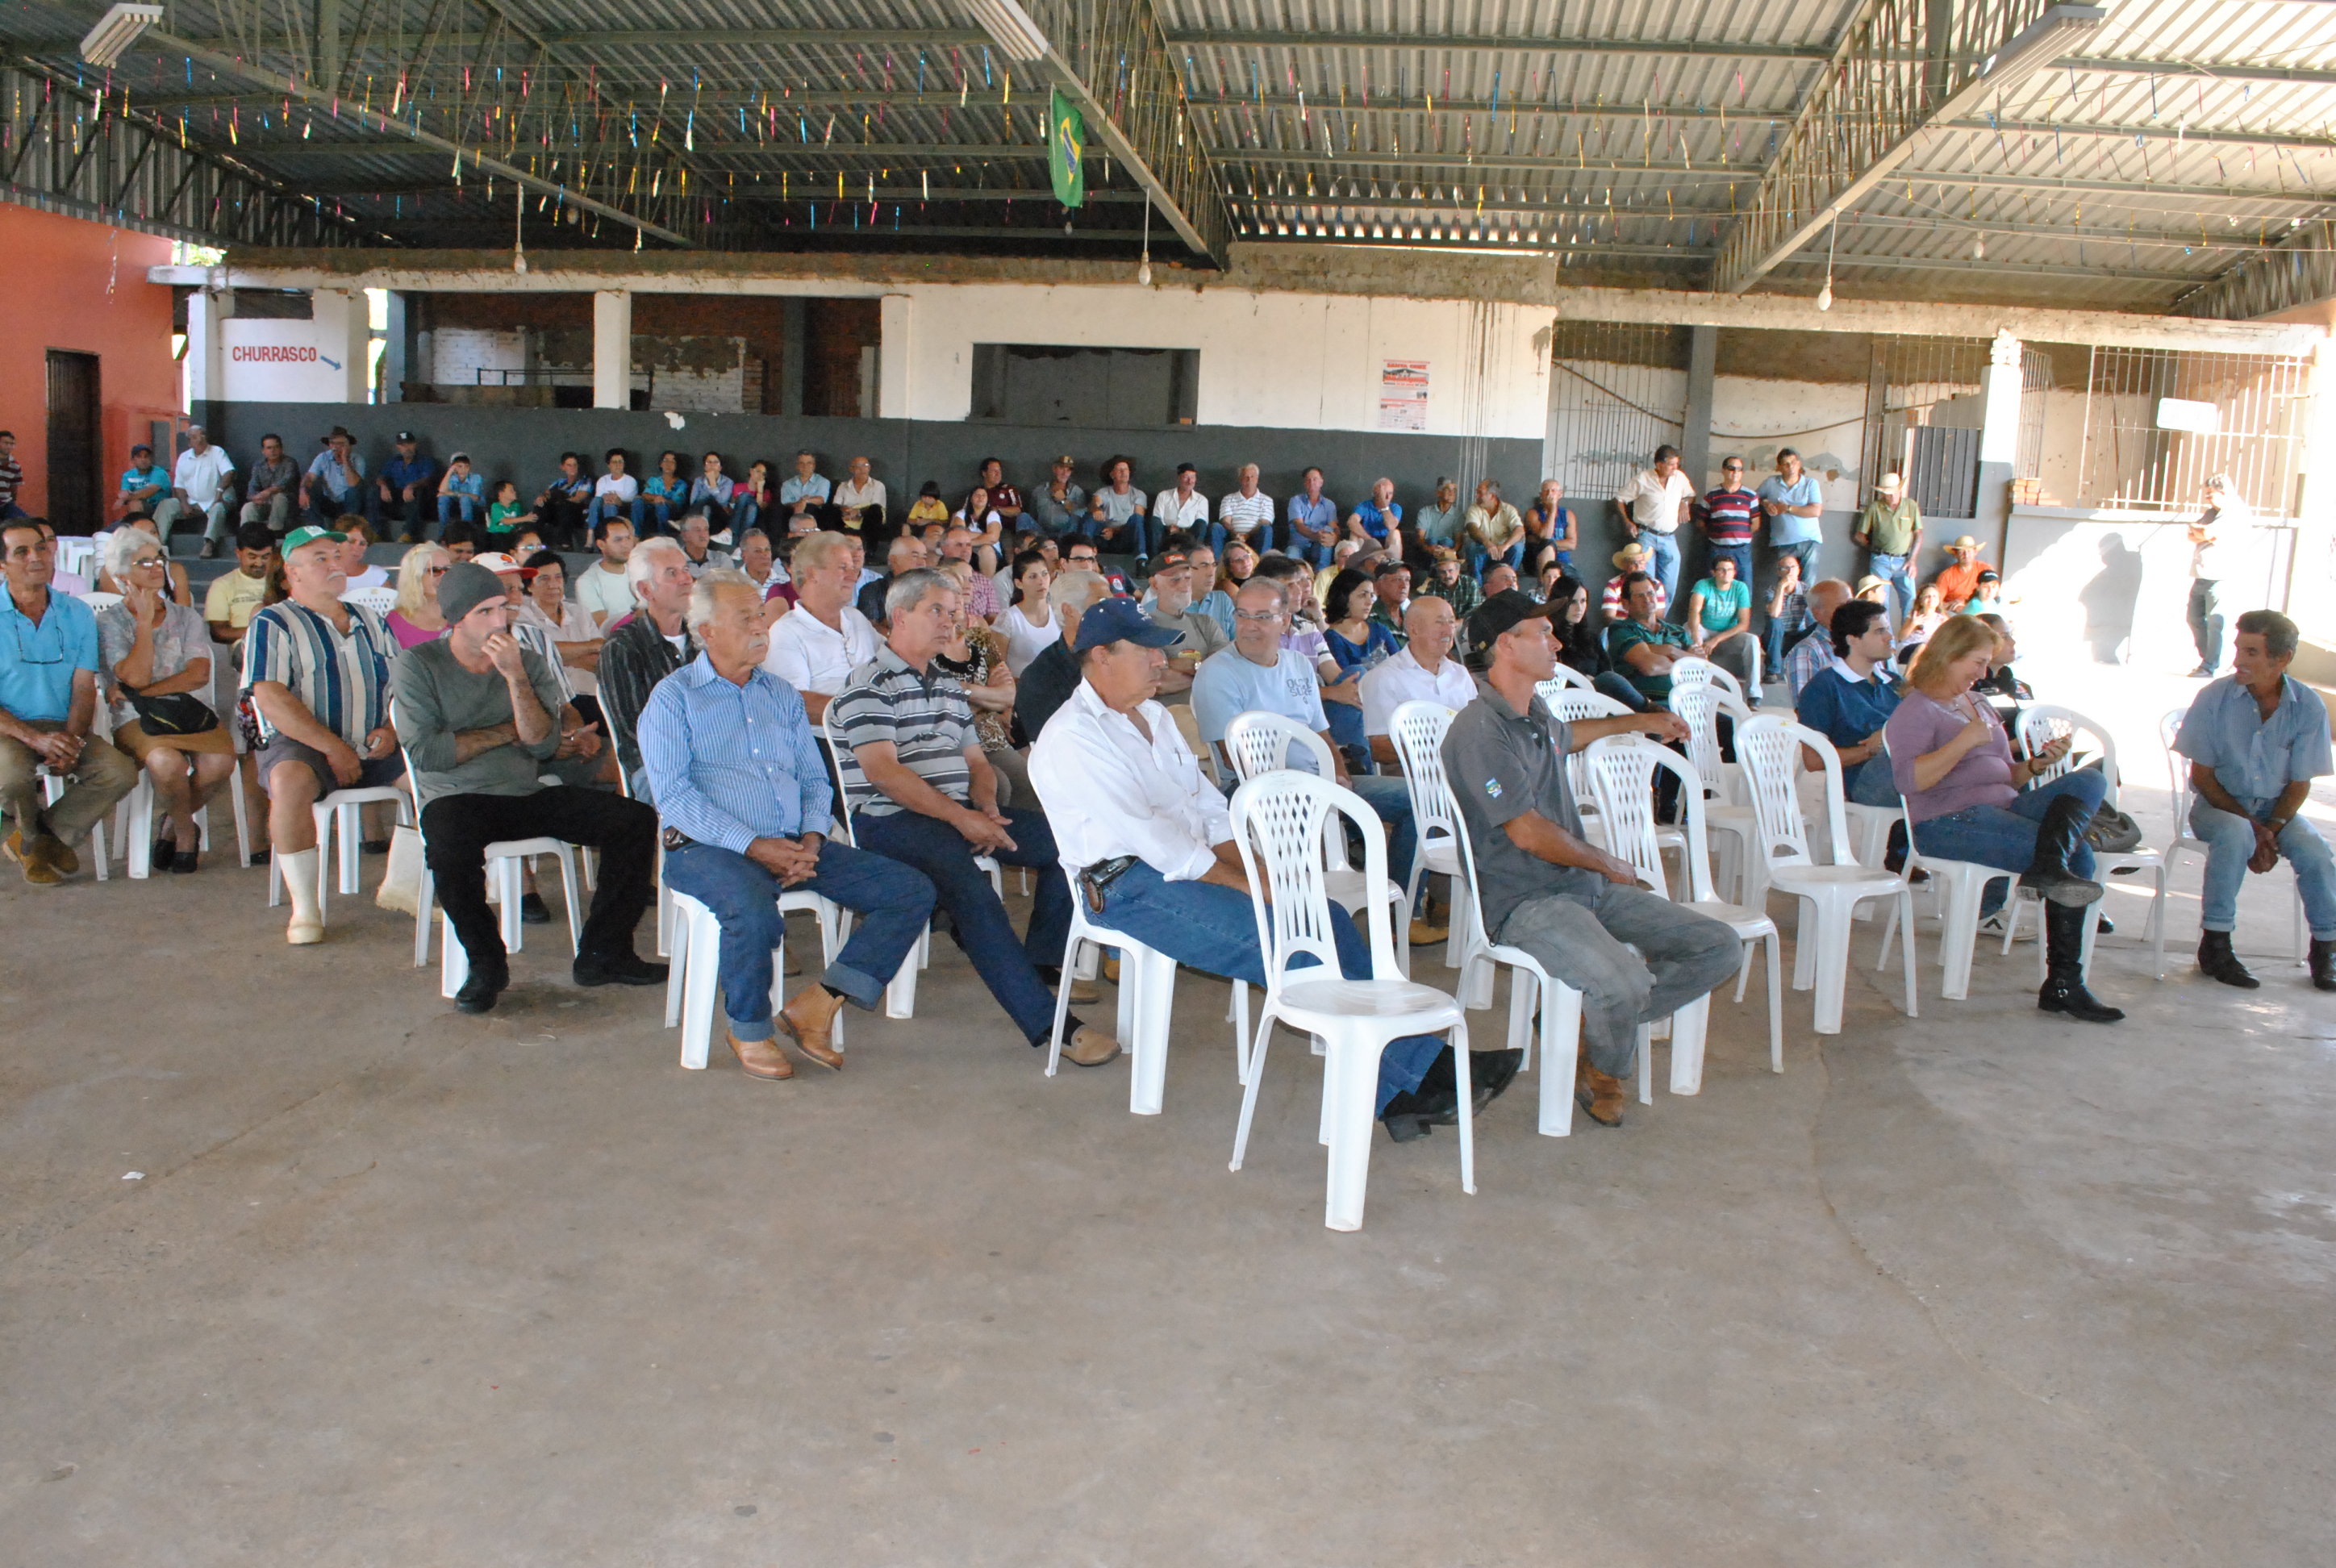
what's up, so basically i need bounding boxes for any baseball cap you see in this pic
[394,430,416,443]
[472,551,528,577]
[1053,453,1075,468]
[1078,596,1184,650]
[1471,590,1554,647]
[282,524,347,552]
[1152,552,1189,569]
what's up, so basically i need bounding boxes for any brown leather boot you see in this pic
[1575,1042,1627,1127]
[728,1030,795,1081]
[776,986,847,1070]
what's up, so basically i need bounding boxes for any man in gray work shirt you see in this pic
[395,561,665,1013]
[1440,593,1738,1127]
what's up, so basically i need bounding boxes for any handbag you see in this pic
[126,688,220,736]
[2084,803,2144,854]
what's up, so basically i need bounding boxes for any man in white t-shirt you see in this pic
[1216,465,1274,556]
[1612,444,1697,611]
[162,425,236,557]
[832,456,887,539]
[590,448,641,533]
[576,515,640,629]
[1151,465,1211,548]
[761,529,878,723]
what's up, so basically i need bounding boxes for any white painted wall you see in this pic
[216,288,369,402]
[1703,376,1869,506]
[885,282,1552,438]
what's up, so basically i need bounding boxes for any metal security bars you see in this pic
[1866,336,1990,521]
[2074,347,2313,518]
[1711,0,2106,294]
[1544,322,1690,503]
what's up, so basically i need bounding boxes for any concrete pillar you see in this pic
[380,292,408,402]
[1680,324,1717,487]
[779,297,807,415]
[592,290,632,410]
[184,287,225,409]
[878,293,913,419]
[1971,329,2024,560]
[315,289,371,403]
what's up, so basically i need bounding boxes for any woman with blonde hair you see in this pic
[386,541,452,648]
[1883,615,2121,1023]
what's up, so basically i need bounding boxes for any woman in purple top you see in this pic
[1884,616,2121,1023]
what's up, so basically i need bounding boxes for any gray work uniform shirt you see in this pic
[1440,678,1601,934]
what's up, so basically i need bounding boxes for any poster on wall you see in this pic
[1379,360,1429,431]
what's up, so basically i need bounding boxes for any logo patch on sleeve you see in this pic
[1485,778,1504,799]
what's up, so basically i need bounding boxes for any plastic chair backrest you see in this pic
[1229,769,1400,990]
[2019,703,2119,801]
[342,586,398,615]
[1223,709,1336,782]
[1671,655,1745,707]
[1535,668,1593,707]
[1739,714,1857,868]
[1387,699,1458,859]
[1670,680,1727,797]
[1545,688,1631,725]
[2159,706,2198,844]
[1583,737,1672,899]
[1587,735,1723,904]
[78,590,123,612]
[509,619,575,703]
[819,705,862,846]
[1168,701,1220,785]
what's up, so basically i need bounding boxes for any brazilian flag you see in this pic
[1049,88,1085,209]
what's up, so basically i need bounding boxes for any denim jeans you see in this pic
[1287,531,1336,570]
[850,805,1076,1045]
[1908,769,2106,915]
[638,498,677,537]
[1593,671,1652,712]
[1869,550,1916,625]
[436,494,482,529]
[2192,801,2336,939]
[1640,529,1681,611]
[1470,540,1526,579]
[1706,541,1752,583]
[1765,621,1812,680]
[1345,774,1416,891]
[1325,700,1370,772]
[1082,516,1152,559]
[1495,884,1742,1078]
[664,839,936,1039]
[587,494,645,532]
[2188,578,2225,671]
[1095,862,1443,1112]
[1209,523,1273,557]
[1843,755,1904,807]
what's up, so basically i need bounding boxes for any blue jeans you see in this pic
[1765,621,1812,680]
[1591,671,1651,712]
[1869,551,1915,624]
[436,494,482,529]
[1706,541,1752,583]
[1844,755,1903,808]
[637,498,678,536]
[663,839,937,1040]
[1082,516,1151,559]
[1325,699,1370,772]
[2192,801,2336,939]
[1909,770,2106,915]
[1772,540,1821,588]
[1347,774,1416,893]
[1287,530,1337,569]
[1470,540,1525,579]
[1095,862,1443,1112]
[850,806,1076,1045]
[1640,529,1681,611]
[587,494,644,532]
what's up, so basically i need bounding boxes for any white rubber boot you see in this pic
[281,848,325,944]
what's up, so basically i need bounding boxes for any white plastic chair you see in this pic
[2159,707,2309,967]
[1585,735,1783,1086]
[1537,664,1595,694]
[1670,679,1761,902]
[664,886,845,1068]
[1737,715,1919,1034]
[1387,700,1467,970]
[340,585,399,615]
[76,590,123,613]
[1222,710,1412,975]
[820,707,1001,1018]
[1043,891,1187,1111]
[36,773,111,879]
[1228,770,1473,1232]
[265,780,415,918]
[2004,703,2167,975]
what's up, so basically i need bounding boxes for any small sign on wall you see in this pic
[2156,397,2220,434]
[218,306,362,402]
[1379,360,1429,431]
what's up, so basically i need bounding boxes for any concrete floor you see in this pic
[3,666,2331,1566]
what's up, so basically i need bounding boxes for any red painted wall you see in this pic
[0,204,181,519]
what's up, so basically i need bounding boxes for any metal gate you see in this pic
[1545,322,1690,499]
[1866,337,1989,521]
[2075,347,2313,517]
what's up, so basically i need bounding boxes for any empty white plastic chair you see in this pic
[1537,664,1595,694]
[340,585,399,615]
[664,886,845,1068]
[1737,715,1919,1034]
[1387,700,1467,970]
[1228,770,1473,1232]
[1670,679,1762,902]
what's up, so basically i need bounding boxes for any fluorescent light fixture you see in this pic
[963,0,1049,61]
[79,2,163,69]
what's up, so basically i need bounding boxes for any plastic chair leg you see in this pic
[412,869,436,967]
[1764,932,1784,1073]
[496,857,525,951]
[227,761,252,868]
[1536,983,1583,1138]
[678,911,724,1070]
[1812,902,1854,1035]
[1126,951,1174,1118]
[1669,993,1711,1095]
[1894,889,1920,1020]
[335,802,363,895]
[1229,1009,1280,1173]
[440,911,467,999]
[555,845,584,957]
[1322,1041,1386,1232]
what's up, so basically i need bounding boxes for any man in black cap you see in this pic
[1439,593,1737,1128]
[394,560,665,1013]
[378,432,438,543]
[1028,597,1520,1142]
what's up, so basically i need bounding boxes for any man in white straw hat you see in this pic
[1854,470,1922,630]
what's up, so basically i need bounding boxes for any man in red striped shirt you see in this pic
[1695,455,1758,584]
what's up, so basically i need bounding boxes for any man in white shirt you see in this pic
[832,456,887,540]
[1032,594,1512,1142]
[161,425,236,558]
[1151,465,1211,548]
[576,516,639,629]
[1360,596,1474,770]
[590,448,641,533]
[1216,465,1274,556]
[762,529,878,722]
[1612,444,1696,612]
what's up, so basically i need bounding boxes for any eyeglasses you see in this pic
[129,555,166,570]
[1233,608,1287,624]
[8,615,61,665]
[425,564,449,577]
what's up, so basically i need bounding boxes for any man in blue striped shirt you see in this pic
[246,524,406,943]
[641,569,937,1081]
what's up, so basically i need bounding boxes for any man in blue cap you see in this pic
[1028,595,1519,1142]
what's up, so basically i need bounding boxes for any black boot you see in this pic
[2196,928,2259,989]
[2038,903,2122,1023]
[2018,795,2108,908]
[2310,938,2336,994]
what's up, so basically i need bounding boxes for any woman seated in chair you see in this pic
[1883,615,2122,1024]
[1546,573,1650,712]
[96,528,236,872]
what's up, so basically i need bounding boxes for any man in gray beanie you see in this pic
[393,561,665,1013]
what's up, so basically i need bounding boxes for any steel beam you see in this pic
[2173,219,2336,320]
[1712,2,2110,294]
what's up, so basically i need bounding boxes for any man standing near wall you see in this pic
[1696,456,1758,586]
[1612,445,1696,612]
[2185,475,2244,678]
[1854,471,1922,631]
[0,431,23,522]
[1758,448,1825,588]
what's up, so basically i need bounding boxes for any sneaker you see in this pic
[1977,910,2037,942]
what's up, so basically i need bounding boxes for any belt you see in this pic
[1075,854,1141,914]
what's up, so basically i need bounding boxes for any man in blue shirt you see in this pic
[1346,477,1403,553]
[1284,467,1340,568]
[2173,609,2335,991]
[436,452,487,532]
[377,432,439,542]
[779,450,831,532]
[642,569,938,1078]
[1791,600,1903,806]
[0,519,139,883]
[114,445,173,523]
[298,427,376,528]
[1757,447,1825,585]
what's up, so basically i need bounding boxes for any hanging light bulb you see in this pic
[1817,282,1833,311]
[1972,234,1986,261]
[512,183,528,273]
[1815,210,1838,311]
[1136,190,1153,286]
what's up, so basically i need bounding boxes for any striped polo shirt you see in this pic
[829,645,976,818]
[244,598,399,744]
[1700,486,1758,544]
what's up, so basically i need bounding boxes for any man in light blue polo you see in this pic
[1757,447,1825,586]
[0,518,138,882]
[2174,608,2334,992]
[1284,466,1340,569]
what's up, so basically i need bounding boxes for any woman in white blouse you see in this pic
[995,548,1062,676]
[514,549,607,730]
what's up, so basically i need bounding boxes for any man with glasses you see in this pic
[1696,455,1759,586]
[0,519,139,882]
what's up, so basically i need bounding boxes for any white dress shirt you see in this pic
[1152,488,1212,536]
[1029,678,1233,881]
[1359,648,1477,737]
[762,603,879,695]
[1613,469,1697,534]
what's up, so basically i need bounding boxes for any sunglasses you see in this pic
[129,555,167,569]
